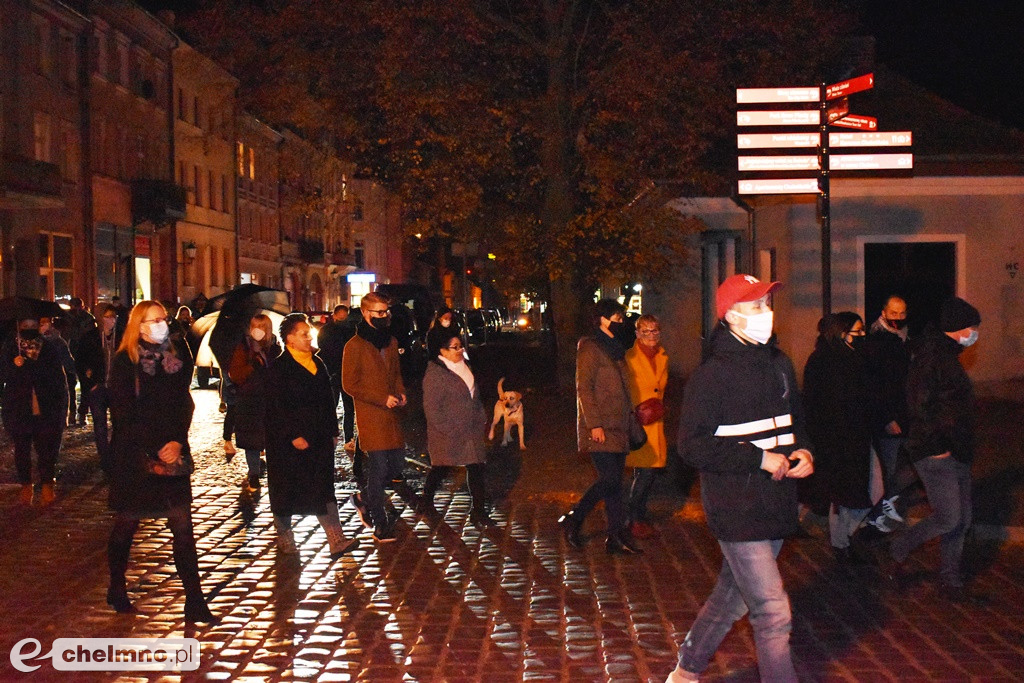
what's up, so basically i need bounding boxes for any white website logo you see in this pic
[11,638,200,672]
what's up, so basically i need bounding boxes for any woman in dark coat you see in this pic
[105,300,215,622]
[265,313,357,559]
[419,329,494,528]
[558,299,641,555]
[803,312,877,563]
[1,317,69,506]
[227,313,280,491]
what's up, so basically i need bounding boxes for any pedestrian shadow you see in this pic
[486,442,523,503]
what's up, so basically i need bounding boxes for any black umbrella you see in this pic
[204,284,291,316]
[207,286,291,369]
[0,296,65,322]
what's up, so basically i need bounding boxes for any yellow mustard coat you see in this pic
[624,343,669,468]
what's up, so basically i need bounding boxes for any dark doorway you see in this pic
[864,242,957,336]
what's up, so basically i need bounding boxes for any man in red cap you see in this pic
[666,274,814,683]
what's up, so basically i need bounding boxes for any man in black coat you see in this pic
[316,304,357,444]
[667,274,814,683]
[863,295,912,528]
[76,304,122,469]
[0,317,69,506]
[886,297,982,603]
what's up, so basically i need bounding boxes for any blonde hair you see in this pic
[251,313,274,347]
[360,291,389,310]
[117,300,170,364]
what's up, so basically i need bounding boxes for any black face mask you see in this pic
[884,317,907,330]
[371,317,390,332]
[848,335,865,351]
[608,321,633,348]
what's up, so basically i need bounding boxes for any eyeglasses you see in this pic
[637,329,661,336]
[445,345,464,351]
[367,308,390,318]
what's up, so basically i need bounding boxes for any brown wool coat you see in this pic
[576,336,632,454]
[341,334,406,452]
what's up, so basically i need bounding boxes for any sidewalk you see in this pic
[0,387,1023,681]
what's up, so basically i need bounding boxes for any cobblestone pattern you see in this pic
[1,391,1023,682]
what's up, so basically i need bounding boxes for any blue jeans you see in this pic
[890,456,971,587]
[244,449,262,479]
[677,538,796,682]
[876,436,904,496]
[366,448,406,528]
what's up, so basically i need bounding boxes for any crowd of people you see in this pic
[0,278,985,676]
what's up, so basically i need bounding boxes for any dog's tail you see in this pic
[497,376,505,396]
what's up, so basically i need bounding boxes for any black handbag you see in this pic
[628,411,648,451]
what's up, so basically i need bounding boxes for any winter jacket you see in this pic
[422,359,487,466]
[576,335,632,453]
[678,323,810,542]
[265,347,340,517]
[342,333,406,452]
[1,336,70,435]
[905,327,975,464]
[106,339,195,514]
[227,337,281,452]
[624,342,669,468]
[803,337,876,509]
[863,324,911,432]
[316,318,356,378]
[76,326,122,385]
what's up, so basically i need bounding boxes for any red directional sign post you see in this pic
[735,71,911,316]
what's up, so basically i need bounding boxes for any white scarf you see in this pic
[439,355,475,397]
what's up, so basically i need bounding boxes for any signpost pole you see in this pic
[819,83,832,317]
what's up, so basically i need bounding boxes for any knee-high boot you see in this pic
[107,516,139,612]
[168,510,216,623]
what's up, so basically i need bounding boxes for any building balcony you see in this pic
[0,154,64,209]
[131,179,187,226]
[330,251,356,266]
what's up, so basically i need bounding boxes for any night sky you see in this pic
[142,0,1024,132]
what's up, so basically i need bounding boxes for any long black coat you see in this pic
[1,337,69,436]
[107,339,195,514]
[227,338,281,452]
[906,327,975,465]
[265,348,340,517]
[803,338,876,509]
[422,360,487,466]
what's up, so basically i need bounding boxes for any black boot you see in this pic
[606,531,643,555]
[106,585,136,613]
[558,510,584,549]
[107,519,137,613]
[184,596,218,624]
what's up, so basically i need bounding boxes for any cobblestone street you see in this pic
[2,384,1024,682]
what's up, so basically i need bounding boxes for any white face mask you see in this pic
[142,320,169,344]
[250,328,266,342]
[731,310,774,345]
[959,329,979,347]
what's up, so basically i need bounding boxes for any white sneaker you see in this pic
[867,515,893,533]
[881,496,904,523]
[666,666,699,682]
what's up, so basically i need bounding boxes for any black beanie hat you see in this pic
[939,297,980,332]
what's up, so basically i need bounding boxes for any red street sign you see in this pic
[826,73,874,100]
[829,153,913,171]
[737,110,820,126]
[738,178,820,195]
[826,97,849,123]
[736,86,819,104]
[829,131,913,147]
[738,155,819,172]
[831,115,878,130]
[737,133,820,149]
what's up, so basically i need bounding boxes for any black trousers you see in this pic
[11,418,63,484]
[572,451,627,535]
[89,384,113,470]
[422,463,487,515]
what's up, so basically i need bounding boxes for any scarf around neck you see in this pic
[439,356,476,396]
[357,319,392,350]
[288,347,317,375]
[593,330,626,362]
[138,340,182,376]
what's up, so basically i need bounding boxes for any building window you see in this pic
[208,170,216,211]
[193,165,201,206]
[237,142,245,177]
[38,232,74,302]
[353,200,364,221]
[60,121,79,183]
[93,29,107,77]
[33,112,53,163]
[177,88,185,120]
[32,15,54,76]
[354,241,365,269]
[192,96,200,128]
[221,175,228,212]
[248,147,255,180]
[59,31,76,88]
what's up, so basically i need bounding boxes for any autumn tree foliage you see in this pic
[183,0,853,382]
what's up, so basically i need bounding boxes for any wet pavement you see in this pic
[1,366,1024,681]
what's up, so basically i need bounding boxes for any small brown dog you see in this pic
[488,377,525,449]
